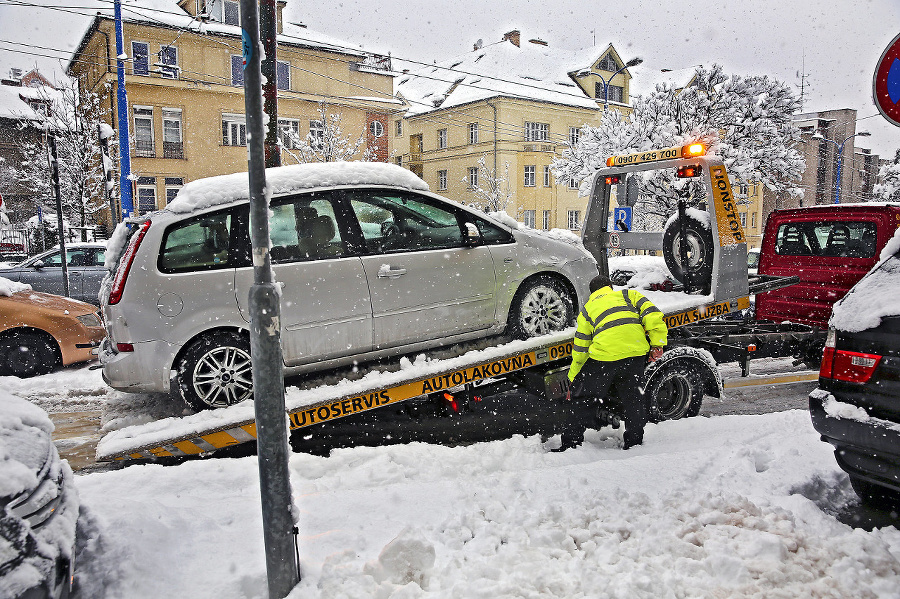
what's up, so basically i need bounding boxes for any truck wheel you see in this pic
[849,475,900,508]
[0,331,58,377]
[507,276,574,340]
[644,360,705,421]
[663,212,714,293]
[177,332,253,410]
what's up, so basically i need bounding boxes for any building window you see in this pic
[159,45,178,79]
[596,83,624,103]
[309,120,325,148]
[542,210,551,230]
[276,60,290,90]
[223,0,240,25]
[162,108,183,159]
[231,55,244,86]
[133,106,154,157]
[569,126,580,146]
[739,182,749,196]
[568,177,579,190]
[438,169,447,191]
[524,165,536,187]
[524,121,549,142]
[164,177,183,205]
[370,120,384,138]
[468,167,478,189]
[278,118,300,149]
[136,177,157,215]
[567,210,581,230]
[132,41,149,76]
[597,54,618,71]
[740,212,747,227]
[523,210,535,228]
[438,128,448,149]
[395,156,403,167]
[543,165,551,187]
[395,120,402,136]
[751,212,757,228]
[468,123,478,144]
[222,113,246,146]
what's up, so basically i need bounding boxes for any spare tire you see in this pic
[663,212,714,294]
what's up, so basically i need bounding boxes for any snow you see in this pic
[0,275,30,296]
[829,226,900,332]
[166,161,430,215]
[69,408,900,597]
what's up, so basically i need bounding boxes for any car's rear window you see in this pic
[159,212,235,272]
[774,221,877,258]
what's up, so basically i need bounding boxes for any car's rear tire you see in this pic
[507,276,574,340]
[849,475,900,508]
[177,331,253,410]
[0,330,58,377]
[663,212,714,294]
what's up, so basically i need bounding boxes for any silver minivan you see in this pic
[99,162,596,410]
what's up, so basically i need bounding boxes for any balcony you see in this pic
[133,139,155,158]
[163,141,184,159]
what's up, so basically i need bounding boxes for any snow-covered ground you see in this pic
[66,408,900,598]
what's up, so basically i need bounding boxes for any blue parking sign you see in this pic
[614,206,632,231]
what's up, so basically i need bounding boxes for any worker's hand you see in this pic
[649,346,664,362]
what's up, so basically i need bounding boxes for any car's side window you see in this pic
[471,216,514,245]
[158,211,234,273]
[347,191,464,254]
[270,193,344,263]
[39,251,62,267]
[93,250,106,266]
[66,249,92,267]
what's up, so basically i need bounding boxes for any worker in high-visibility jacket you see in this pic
[555,274,667,451]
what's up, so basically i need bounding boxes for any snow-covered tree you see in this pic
[873,149,900,202]
[0,78,110,237]
[466,155,515,213]
[281,101,376,163]
[553,65,805,227]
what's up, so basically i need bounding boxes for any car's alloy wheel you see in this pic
[178,332,253,410]
[509,277,573,339]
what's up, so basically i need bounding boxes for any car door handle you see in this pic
[377,264,407,278]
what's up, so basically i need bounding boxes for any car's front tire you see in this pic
[507,276,574,339]
[0,330,58,377]
[177,331,253,410]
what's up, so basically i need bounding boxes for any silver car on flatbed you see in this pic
[99,162,596,410]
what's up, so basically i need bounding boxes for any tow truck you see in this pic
[97,143,821,463]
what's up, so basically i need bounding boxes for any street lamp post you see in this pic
[816,131,871,204]
[598,57,643,109]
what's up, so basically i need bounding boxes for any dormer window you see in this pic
[597,54,618,72]
[223,0,240,25]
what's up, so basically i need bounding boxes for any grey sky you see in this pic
[1,0,898,155]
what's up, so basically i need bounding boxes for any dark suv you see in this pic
[809,233,900,505]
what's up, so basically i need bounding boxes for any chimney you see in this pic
[276,0,286,34]
[503,30,521,47]
[529,38,547,46]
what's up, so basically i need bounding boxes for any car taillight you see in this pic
[819,330,882,384]
[108,219,151,305]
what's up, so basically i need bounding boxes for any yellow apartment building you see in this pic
[67,0,398,222]
[395,32,638,232]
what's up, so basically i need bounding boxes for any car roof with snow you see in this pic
[829,227,900,333]
[165,162,431,216]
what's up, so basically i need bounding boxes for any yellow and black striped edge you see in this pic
[101,337,575,462]
[723,372,818,389]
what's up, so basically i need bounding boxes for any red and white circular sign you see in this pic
[874,32,900,128]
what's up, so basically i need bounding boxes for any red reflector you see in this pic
[828,349,882,383]
[819,346,835,379]
[605,175,620,185]
[108,219,151,306]
[116,343,134,352]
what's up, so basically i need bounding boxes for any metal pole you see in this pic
[833,142,845,204]
[239,1,299,597]
[260,0,281,168]
[113,0,133,219]
[48,135,69,298]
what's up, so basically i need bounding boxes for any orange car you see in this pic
[0,277,106,377]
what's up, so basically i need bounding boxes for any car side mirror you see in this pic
[463,222,482,247]
[32,260,44,269]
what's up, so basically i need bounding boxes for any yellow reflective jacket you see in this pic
[568,286,668,381]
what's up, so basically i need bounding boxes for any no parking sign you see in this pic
[874,32,900,127]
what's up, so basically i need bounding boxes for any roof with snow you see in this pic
[69,0,378,72]
[0,82,64,121]
[396,38,631,116]
[165,161,430,215]
[628,67,698,98]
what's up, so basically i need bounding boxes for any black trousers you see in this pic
[560,355,648,449]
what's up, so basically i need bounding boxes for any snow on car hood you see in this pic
[166,161,430,215]
[829,226,900,332]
